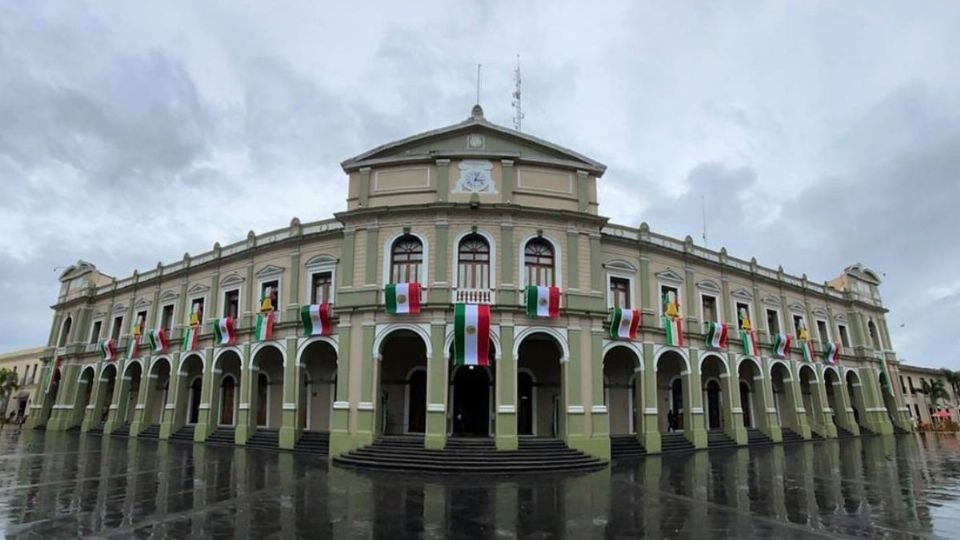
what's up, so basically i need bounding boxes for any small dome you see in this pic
[470,104,484,120]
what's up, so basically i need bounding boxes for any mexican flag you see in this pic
[880,356,895,396]
[213,317,236,346]
[772,333,791,358]
[99,339,116,362]
[453,303,490,366]
[148,329,168,353]
[704,321,728,349]
[254,311,274,342]
[800,340,814,363]
[824,342,841,365]
[740,329,759,356]
[301,304,333,336]
[525,285,560,319]
[609,308,641,340]
[182,324,199,352]
[385,282,421,314]
[43,357,63,394]
[126,333,141,361]
[662,316,684,347]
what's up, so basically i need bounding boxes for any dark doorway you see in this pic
[671,378,684,430]
[257,373,268,426]
[706,380,721,430]
[408,370,426,433]
[188,377,202,424]
[452,366,490,436]
[518,372,534,435]
[220,377,236,425]
[740,381,752,428]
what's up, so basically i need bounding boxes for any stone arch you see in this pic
[374,323,433,359]
[768,359,791,381]
[700,354,730,432]
[214,346,244,370]
[698,351,729,373]
[78,364,97,383]
[250,341,286,369]
[122,358,144,379]
[296,335,339,366]
[654,346,690,373]
[737,356,763,376]
[377,328,430,435]
[149,356,172,376]
[513,326,570,362]
[178,352,205,376]
[516,331,565,438]
[602,341,643,371]
[100,362,118,380]
[299,338,338,431]
[603,343,641,435]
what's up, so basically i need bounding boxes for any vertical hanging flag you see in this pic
[301,304,333,336]
[800,340,815,363]
[454,303,491,366]
[740,329,759,356]
[704,321,728,349]
[385,283,421,314]
[182,303,202,352]
[148,329,168,353]
[662,290,683,347]
[525,285,560,319]
[213,317,236,346]
[772,333,791,358]
[824,342,841,365]
[126,315,143,361]
[609,308,641,340]
[99,339,116,362]
[43,357,63,394]
[255,311,274,342]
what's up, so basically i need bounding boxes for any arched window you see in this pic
[868,320,881,350]
[390,235,423,283]
[58,317,72,347]
[524,238,555,287]
[457,234,490,289]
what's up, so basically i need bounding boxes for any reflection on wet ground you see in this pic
[1,431,959,538]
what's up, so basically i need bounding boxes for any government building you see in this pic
[27,105,917,469]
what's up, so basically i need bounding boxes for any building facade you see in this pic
[898,364,958,425]
[28,106,914,460]
[0,347,45,421]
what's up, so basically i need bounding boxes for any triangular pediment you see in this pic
[220,272,245,287]
[134,297,152,309]
[341,109,606,175]
[187,283,210,296]
[731,288,753,300]
[255,264,285,279]
[159,289,179,303]
[696,279,721,293]
[655,269,684,284]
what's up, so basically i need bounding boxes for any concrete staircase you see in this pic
[892,424,911,435]
[169,425,196,443]
[206,427,236,446]
[294,431,330,456]
[333,435,605,473]
[246,428,280,450]
[138,424,160,440]
[110,423,131,438]
[87,422,105,436]
[610,435,647,459]
[659,432,695,454]
[746,428,773,446]
[707,431,738,450]
[780,428,805,444]
[835,426,857,439]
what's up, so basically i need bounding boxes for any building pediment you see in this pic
[731,288,753,300]
[696,279,721,293]
[134,297,152,309]
[605,259,638,274]
[655,269,684,285]
[255,264,285,279]
[305,255,337,269]
[761,295,780,307]
[220,272,245,288]
[788,302,806,314]
[159,289,179,303]
[187,283,210,296]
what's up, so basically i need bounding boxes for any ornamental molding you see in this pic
[788,302,806,314]
[731,288,753,300]
[255,264,285,279]
[655,268,684,285]
[159,289,179,303]
[187,283,211,295]
[112,303,127,314]
[220,272,245,287]
[305,254,337,269]
[761,295,780,307]
[605,259,638,273]
[134,297,152,309]
[812,307,829,318]
[696,279,721,293]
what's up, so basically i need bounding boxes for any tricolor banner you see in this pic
[213,317,236,346]
[148,329,168,353]
[704,321,728,349]
[772,333,791,358]
[182,324,199,352]
[453,303,491,366]
[525,286,560,319]
[740,329,759,356]
[824,342,841,365]
[880,356,895,396]
[662,316,684,347]
[385,283,421,314]
[800,340,815,363]
[43,357,63,394]
[609,308,641,340]
[99,339,116,362]
[254,311,274,342]
[301,304,333,336]
[126,333,141,361]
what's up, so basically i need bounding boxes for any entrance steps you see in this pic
[746,428,773,446]
[206,427,236,446]
[169,425,196,443]
[780,428,805,444]
[87,422,105,436]
[110,423,131,438]
[610,435,647,459]
[246,428,279,450]
[707,431,738,450]
[659,432,695,454]
[138,424,160,440]
[893,424,911,435]
[333,435,605,473]
[294,431,330,456]
[836,426,856,439]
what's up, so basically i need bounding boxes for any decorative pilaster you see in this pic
[194,347,215,442]
[329,320,353,457]
[564,328,586,451]
[355,323,377,447]
[159,353,182,439]
[235,343,255,444]
[587,328,610,460]
[759,359,782,442]
[641,343,661,453]
[495,322,518,450]
[279,336,299,449]
[425,322,447,450]
[685,348,707,449]
[435,159,450,202]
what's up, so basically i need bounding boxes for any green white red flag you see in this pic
[385,283,421,314]
[824,342,841,365]
[213,317,236,346]
[740,329,759,356]
[663,316,684,347]
[704,321,728,349]
[453,303,490,366]
[254,311,274,342]
[43,357,62,394]
[526,286,560,318]
[99,339,116,362]
[772,334,791,358]
[609,308,641,340]
[800,340,814,363]
[182,325,199,352]
[126,334,141,361]
[301,304,333,336]
[148,329,168,353]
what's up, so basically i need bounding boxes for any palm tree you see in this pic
[0,368,19,428]
[941,369,960,404]
[921,379,950,408]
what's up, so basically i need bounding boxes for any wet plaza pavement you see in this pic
[0,431,959,539]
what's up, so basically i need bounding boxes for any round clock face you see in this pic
[465,170,488,190]
[467,134,484,149]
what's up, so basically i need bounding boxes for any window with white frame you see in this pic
[816,319,830,344]
[837,324,851,348]
[259,280,279,312]
[187,297,205,326]
[735,301,752,329]
[58,317,72,347]
[223,289,240,319]
[523,238,555,287]
[134,310,148,333]
[766,309,781,335]
[867,320,882,350]
[659,284,680,316]
[609,277,631,309]
[792,314,806,337]
[390,235,424,283]
[701,294,718,323]
[457,233,491,289]
[160,304,175,333]
[110,316,124,341]
[89,320,103,344]
[310,272,333,304]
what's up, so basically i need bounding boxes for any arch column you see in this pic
[104,362,133,435]
[66,365,92,430]
[159,354,182,439]
[641,343,660,453]
[329,322,353,457]
[356,324,377,447]
[129,360,153,437]
[813,365,837,438]
[81,366,111,432]
[588,330,610,459]
[425,322,447,450]
[495,323,517,451]
[194,347,216,442]
[564,328,587,452]
[834,371,860,436]
[803,369,830,438]
[280,336,300,450]
[786,363,811,439]
[759,360,782,442]
[236,343,256,445]
[47,362,77,431]
[860,366,894,434]
[685,349,707,449]
[723,358,746,445]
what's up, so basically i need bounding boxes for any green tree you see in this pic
[0,368,19,428]
[921,378,950,408]
[941,369,960,404]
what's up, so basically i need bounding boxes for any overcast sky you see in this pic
[1,2,958,368]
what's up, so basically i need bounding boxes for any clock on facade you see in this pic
[453,160,496,194]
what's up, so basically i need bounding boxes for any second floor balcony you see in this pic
[452,287,495,305]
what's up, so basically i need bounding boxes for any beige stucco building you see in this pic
[0,347,45,421]
[27,106,915,461]
[898,364,958,425]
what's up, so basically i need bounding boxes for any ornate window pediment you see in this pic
[220,272,245,287]
[696,279,721,293]
[159,289,179,303]
[761,295,780,307]
[134,297,152,309]
[255,264,285,279]
[812,307,828,318]
[788,302,806,314]
[835,314,848,323]
[187,283,210,296]
[112,303,127,314]
[655,269,684,285]
[731,288,753,300]
[605,259,637,274]
[305,254,337,270]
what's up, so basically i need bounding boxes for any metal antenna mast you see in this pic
[476,64,482,104]
[701,195,708,247]
[512,54,524,131]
